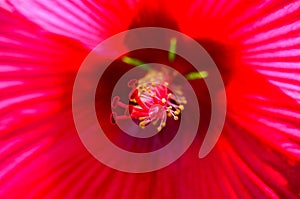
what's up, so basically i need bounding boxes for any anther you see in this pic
[174,109,180,115]
[178,105,184,110]
[139,122,145,128]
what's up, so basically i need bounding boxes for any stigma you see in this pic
[111,68,187,132]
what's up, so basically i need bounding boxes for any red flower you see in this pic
[1,0,300,198]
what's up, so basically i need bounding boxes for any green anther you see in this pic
[185,71,208,80]
[168,38,177,62]
[122,56,150,70]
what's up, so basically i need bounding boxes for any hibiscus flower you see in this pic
[1,0,300,198]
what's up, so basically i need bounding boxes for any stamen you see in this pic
[111,96,128,109]
[111,68,187,132]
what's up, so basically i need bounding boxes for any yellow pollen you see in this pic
[162,98,166,103]
[174,116,179,120]
[139,122,145,128]
[130,99,137,103]
[179,105,184,110]
[164,82,169,86]
[139,117,146,121]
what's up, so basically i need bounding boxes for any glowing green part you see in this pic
[185,71,208,80]
[122,56,144,66]
[168,38,177,62]
[122,56,150,70]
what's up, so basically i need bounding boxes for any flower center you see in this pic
[111,68,187,132]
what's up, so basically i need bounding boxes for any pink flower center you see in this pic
[111,69,187,132]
